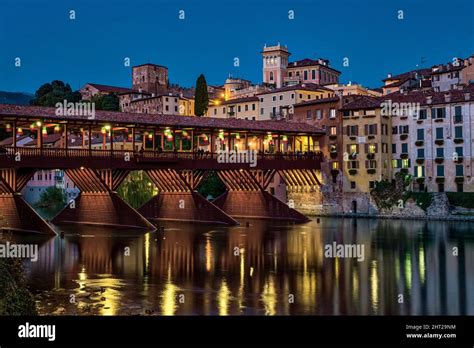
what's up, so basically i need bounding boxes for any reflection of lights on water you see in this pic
[352,271,359,301]
[405,253,412,290]
[262,276,277,316]
[419,247,425,284]
[144,233,150,275]
[205,236,212,272]
[218,279,231,316]
[162,266,179,316]
[370,260,378,312]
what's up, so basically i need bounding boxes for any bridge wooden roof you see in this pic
[0,104,325,135]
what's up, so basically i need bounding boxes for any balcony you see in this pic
[415,140,424,146]
[454,115,463,123]
[455,176,464,183]
[400,134,408,141]
[435,139,444,145]
[416,158,424,164]
[415,177,425,184]
[400,153,409,159]
[330,151,338,159]
[348,169,358,175]
[366,153,375,160]
[435,157,444,164]
[454,138,464,144]
[270,111,290,121]
[367,168,376,175]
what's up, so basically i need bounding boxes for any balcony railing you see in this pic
[454,115,463,123]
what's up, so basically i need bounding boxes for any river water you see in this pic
[9,217,474,315]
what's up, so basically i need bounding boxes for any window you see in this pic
[432,107,446,119]
[401,159,410,168]
[291,94,295,99]
[272,96,276,101]
[279,95,283,100]
[438,183,444,192]
[367,124,377,135]
[456,165,464,176]
[455,126,463,139]
[315,110,322,119]
[260,98,264,102]
[350,181,356,189]
[436,128,443,140]
[417,129,424,141]
[437,165,444,177]
[214,109,217,115]
[245,105,248,111]
[455,146,463,157]
[368,144,376,154]
[414,165,425,178]
[436,147,444,158]
[270,72,274,81]
[330,126,337,136]
[369,181,375,189]
[252,104,256,111]
[312,70,316,79]
[260,108,264,115]
[419,109,427,120]
[343,110,350,117]
[298,94,303,99]
[392,126,398,135]
[401,143,408,153]
[417,148,424,158]
[392,144,397,154]
[304,71,308,80]
[400,125,409,134]
[457,183,463,192]
[347,125,358,136]
[306,110,312,120]
[454,106,462,116]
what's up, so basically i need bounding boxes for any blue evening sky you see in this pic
[0,0,472,94]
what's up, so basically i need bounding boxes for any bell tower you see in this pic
[262,43,290,88]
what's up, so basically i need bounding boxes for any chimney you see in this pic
[444,93,451,103]
[465,92,471,101]
[387,73,392,79]
[138,88,143,93]
[426,96,432,104]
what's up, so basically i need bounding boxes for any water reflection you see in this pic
[10,218,474,315]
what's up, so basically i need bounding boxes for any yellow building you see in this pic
[340,96,393,212]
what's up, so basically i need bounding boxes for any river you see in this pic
[8,217,474,315]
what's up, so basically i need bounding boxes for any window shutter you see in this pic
[355,126,359,136]
[374,125,378,135]
[364,125,368,135]
[365,144,368,153]
[365,160,369,168]
[375,143,378,153]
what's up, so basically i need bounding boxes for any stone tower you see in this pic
[262,43,290,88]
[132,63,169,95]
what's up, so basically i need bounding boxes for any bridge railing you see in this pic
[0,147,324,162]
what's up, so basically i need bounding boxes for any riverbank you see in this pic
[311,213,474,222]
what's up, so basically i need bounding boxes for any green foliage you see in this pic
[35,187,66,210]
[197,171,226,199]
[90,93,120,111]
[0,217,37,315]
[446,192,474,209]
[370,172,411,210]
[194,74,209,117]
[404,192,433,211]
[30,80,81,107]
[117,171,155,209]
[0,257,37,315]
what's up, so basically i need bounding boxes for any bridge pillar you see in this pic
[139,169,239,225]
[52,169,155,230]
[213,169,317,223]
[0,169,55,234]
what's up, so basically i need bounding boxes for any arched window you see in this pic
[269,71,274,81]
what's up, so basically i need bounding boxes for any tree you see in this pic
[197,171,226,199]
[35,187,67,218]
[370,172,411,210]
[194,74,209,117]
[90,93,120,111]
[0,216,37,315]
[30,80,81,107]
[117,171,155,209]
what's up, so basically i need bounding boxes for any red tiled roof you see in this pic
[219,97,259,105]
[294,96,339,108]
[382,68,432,82]
[340,96,382,110]
[341,84,474,110]
[86,83,132,94]
[257,83,332,96]
[288,59,341,74]
[0,104,325,135]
